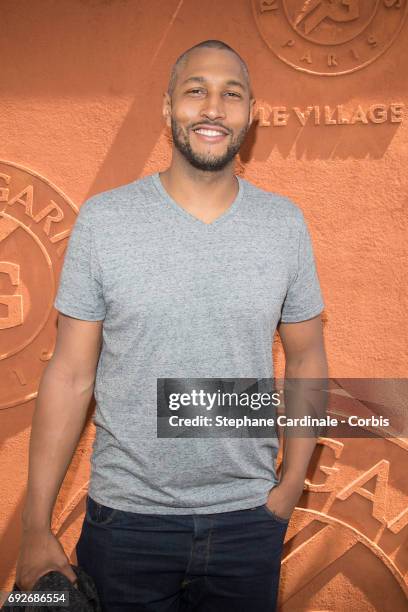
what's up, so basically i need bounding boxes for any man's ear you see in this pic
[249,97,256,126]
[162,92,172,128]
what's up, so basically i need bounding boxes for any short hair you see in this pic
[167,39,252,98]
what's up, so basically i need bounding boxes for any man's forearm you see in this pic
[22,361,94,531]
[279,349,328,488]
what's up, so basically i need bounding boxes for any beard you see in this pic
[170,117,250,172]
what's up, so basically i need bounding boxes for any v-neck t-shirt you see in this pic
[54,172,325,514]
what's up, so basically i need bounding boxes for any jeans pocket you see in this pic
[85,495,120,526]
[261,504,291,525]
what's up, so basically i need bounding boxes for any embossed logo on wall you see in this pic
[0,160,77,410]
[279,432,408,608]
[253,0,408,75]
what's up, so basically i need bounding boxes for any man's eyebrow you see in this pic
[225,79,246,90]
[181,76,246,90]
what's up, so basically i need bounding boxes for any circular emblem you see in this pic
[252,0,408,75]
[0,160,78,409]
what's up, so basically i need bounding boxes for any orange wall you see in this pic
[0,1,407,609]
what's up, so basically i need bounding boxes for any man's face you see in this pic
[163,48,254,172]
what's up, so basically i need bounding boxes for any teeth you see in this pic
[195,129,225,137]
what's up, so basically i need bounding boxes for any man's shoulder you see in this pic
[241,177,305,224]
[77,174,153,222]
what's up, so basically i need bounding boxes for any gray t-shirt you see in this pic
[54,172,324,514]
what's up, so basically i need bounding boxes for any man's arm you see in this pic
[266,314,328,518]
[16,313,103,590]
[278,313,328,485]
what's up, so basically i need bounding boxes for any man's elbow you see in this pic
[284,345,328,377]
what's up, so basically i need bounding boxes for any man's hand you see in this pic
[265,480,305,521]
[15,527,78,592]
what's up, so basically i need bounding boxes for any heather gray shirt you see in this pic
[54,173,324,514]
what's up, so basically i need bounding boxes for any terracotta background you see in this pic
[0,1,407,609]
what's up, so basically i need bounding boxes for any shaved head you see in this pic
[167,39,252,99]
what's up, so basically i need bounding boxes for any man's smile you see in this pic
[191,123,230,144]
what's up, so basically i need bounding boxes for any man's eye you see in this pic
[188,89,204,94]
[225,92,241,98]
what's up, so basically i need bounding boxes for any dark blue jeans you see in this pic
[76,495,289,612]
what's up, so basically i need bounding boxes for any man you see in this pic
[16,40,327,611]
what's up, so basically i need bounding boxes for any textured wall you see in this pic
[0,1,407,609]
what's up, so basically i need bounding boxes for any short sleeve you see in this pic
[280,214,324,323]
[54,201,106,321]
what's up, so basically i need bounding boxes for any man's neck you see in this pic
[159,156,238,220]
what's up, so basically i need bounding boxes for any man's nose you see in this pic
[200,93,226,121]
